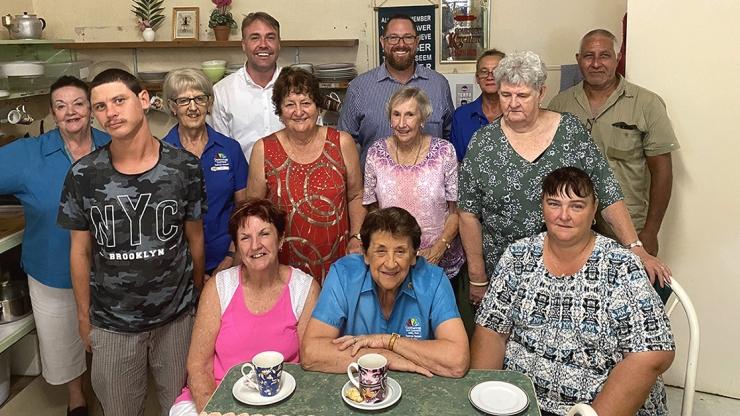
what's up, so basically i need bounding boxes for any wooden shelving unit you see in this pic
[51,39,358,49]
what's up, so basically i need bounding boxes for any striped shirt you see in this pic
[338,63,454,164]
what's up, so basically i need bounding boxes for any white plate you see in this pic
[341,377,402,411]
[231,370,296,406]
[468,381,529,415]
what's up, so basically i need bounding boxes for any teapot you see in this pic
[2,12,46,40]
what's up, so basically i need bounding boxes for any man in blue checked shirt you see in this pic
[338,14,454,165]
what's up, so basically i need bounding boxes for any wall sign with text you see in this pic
[441,0,489,62]
[377,5,436,69]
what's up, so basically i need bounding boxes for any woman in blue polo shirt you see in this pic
[301,207,469,378]
[450,49,506,161]
[0,76,110,416]
[162,68,248,277]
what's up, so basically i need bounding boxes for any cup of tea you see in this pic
[241,351,284,397]
[347,353,388,404]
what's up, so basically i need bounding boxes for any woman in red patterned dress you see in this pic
[247,67,364,283]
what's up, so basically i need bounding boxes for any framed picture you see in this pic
[173,7,199,40]
[440,0,489,63]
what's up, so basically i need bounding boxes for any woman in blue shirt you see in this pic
[162,68,248,277]
[0,76,110,416]
[301,207,469,378]
[450,49,505,161]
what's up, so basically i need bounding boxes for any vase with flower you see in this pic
[132,0,165,42]
[209,0,237,41]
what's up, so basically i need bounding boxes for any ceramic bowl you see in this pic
[202,66,226,83]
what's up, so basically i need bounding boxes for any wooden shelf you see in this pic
[52,39,358,49]
[0,208,24,254]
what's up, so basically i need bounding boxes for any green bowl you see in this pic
[202,66,225,83]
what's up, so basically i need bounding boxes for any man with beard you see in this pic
[338,14,454,164]
[211,12,283,161]
[548,29,679,302]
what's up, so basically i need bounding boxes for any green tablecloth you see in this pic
[204,363,541,415]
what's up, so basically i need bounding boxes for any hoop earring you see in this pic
[592,218,597,226]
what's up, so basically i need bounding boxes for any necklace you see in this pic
[545,233,595,277]
[394,136,423,166]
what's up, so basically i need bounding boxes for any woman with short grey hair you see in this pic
[493,50,547,91]
[162,68,248,278]
[458,50,671,308]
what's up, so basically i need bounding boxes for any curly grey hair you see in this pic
[493,50,547,91]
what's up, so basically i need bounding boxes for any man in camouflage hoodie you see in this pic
[58,69,206,416]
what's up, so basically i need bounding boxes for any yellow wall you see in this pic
[628,0,740,398]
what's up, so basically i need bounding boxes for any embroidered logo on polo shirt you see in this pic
[404,317,422,339]
[211,152,230,171]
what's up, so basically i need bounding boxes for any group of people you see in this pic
[0,9,682,416]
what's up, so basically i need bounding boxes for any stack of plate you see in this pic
[314,63,357,82]
[138,71,168,84]
[225,63,242,76]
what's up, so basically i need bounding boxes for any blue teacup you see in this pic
[241,351,284,397]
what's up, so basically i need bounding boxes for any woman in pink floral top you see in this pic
[363,87,464,279]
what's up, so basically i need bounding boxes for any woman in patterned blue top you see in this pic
[470,167,675,416]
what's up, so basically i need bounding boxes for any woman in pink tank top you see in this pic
[169,199,320,416]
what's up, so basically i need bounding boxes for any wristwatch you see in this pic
[350,233,361,241]
[626,240,644,249]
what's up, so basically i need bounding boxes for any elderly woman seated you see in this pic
[301,207,469,378]
[470,167,675,416]
[169,198,320,416]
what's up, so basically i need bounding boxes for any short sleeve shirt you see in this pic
[548,77,680,230]
[458,113,623,277]
[57,141,205,332]
[311,254,459,339]
[0,128,110,288]
[476,233,675,415]
[163,123,247,270]
[363,138,464,278]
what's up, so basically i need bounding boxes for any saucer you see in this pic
[341,377,402,411]
[468,381,529,415]
[232,371,296,406]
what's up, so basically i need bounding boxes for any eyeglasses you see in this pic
[170,95,210,107]
[476,69,496,79]
[586,118,595,133]
[383,35,417,45]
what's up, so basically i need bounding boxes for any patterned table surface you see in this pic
[204,363,542,415]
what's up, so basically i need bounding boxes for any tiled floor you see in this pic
[2,377,739,415]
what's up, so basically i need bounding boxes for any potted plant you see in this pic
[209,0,237,41]
[131,0,165,41]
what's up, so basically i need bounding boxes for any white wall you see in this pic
[628,0,740,398]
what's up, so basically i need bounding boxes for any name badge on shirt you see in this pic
[211,152,230,172]
[404,317,422,339]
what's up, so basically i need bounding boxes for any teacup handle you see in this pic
[347,362,360,389]
[240,363,259,390]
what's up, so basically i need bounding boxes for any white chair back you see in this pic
[665,278,700,416]
[566,403,598,416]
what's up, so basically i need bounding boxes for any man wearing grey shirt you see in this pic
[338,14,454,164]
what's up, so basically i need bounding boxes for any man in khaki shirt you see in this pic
[549,29,680,262]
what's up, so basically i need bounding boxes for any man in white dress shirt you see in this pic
[211,12,283,161]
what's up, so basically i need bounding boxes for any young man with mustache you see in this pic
[338,14,454,165]
[57,69,206,416]
[548,29,680,302]
[211,12,284,161]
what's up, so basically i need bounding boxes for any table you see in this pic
[204,364,541,415]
